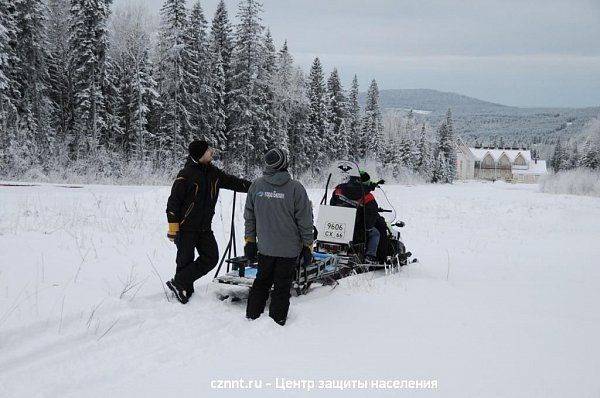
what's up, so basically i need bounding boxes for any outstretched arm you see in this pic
[217,169,252,193]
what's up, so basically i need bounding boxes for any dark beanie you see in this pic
[264,148,289,171]
[360,170,370,183]
[189,140,211,161]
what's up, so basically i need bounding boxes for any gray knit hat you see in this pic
[264,148,289,171]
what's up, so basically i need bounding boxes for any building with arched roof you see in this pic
[455,138,547,183]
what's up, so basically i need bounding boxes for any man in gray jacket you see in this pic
[244,148,314,326]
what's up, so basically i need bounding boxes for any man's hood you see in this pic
[262,169,291,186]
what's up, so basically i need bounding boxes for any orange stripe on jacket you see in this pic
[333,188,375,205]
[357,193,375,205]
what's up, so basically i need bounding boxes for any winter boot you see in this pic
[166,279,189,304]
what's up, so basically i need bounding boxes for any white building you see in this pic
[455,137,547,183]
[456,137,476,180]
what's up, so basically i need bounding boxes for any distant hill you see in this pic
[359,88,513,115]
[360,89,600,151]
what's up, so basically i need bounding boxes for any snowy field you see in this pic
[1,180,600,397]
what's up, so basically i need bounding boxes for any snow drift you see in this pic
[1,181,599,397]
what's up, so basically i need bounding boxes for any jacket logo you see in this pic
[256,191,285,199]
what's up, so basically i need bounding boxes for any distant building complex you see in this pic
[455,137,547,183]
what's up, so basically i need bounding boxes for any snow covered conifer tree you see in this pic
[326,68,349,160]
[209,0,233,158]
[437,109,457,181]
[155,0,192,159]
[228,0,265,174]
[102,60,123,153]
[0,2,19,105]
[379,130,400,173]
[306,57,328,173]
[0,1,19,168]
[0,9,11,97]
[415,123,434,178]
[185,1,211,141]
[568,142,579,170]
[398,138,413,168]
[431,151,449,183]
[0,9,11,99]
[578,118,600,170]
[275,41,293,93]
[274,47,310,178]
[210,0,233,82]
[404,109,415,138]
[347,75,361,161]
[436,123,454,182]
[551,139,569,172]
[69,0,112,159]
[289,68,311,176]
[111,7,159,160]
[207,42,227,151]
[271,40,294,150]
[580,139,599,170]
[250,29,278,165]
[46,0,73,148]
[125,49,158,160]
[361,79,384,161]
[12,0,53,157]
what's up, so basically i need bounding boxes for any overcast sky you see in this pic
[113,0,600,108]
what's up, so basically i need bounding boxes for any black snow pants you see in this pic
[174,231,219,292]
[246,254,297,325]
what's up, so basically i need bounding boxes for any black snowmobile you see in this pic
[212,160,417,298]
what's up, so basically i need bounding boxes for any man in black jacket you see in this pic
[166,140,251,304]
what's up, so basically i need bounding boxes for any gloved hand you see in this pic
[167,223,180,245]
[244,238,258,262]
[301,244,313,267]
[367,180,384,190]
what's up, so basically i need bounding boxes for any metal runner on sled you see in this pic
[212,160,417,297]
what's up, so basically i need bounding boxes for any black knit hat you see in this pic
[189,140,212,162]
[359,170,371,182]
[264,148,289,171]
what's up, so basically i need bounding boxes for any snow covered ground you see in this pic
[1,180,599,397]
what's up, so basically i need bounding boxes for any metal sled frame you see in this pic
[213,240,407,297]
[214,250,351,293]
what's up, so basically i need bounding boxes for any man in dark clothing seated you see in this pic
[329,171,384,263]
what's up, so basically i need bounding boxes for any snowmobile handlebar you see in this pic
[378,209,405,227]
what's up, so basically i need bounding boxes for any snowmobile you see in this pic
[212,160,417,299]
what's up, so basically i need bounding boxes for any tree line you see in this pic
[0,0,457,182]
[551,117,600,172]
